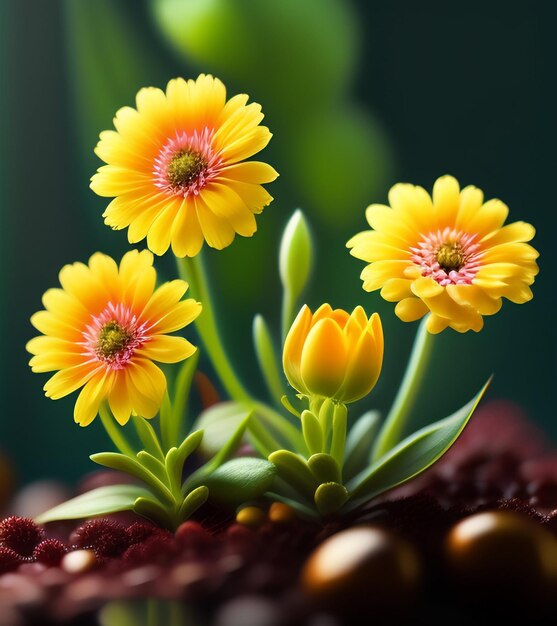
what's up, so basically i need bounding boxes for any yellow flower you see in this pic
[91,74,278,258]
[27,250,201,426]
[347,175,539,333]
[283,304,383,404]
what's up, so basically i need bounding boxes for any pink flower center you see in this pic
[410,228,482,286]
[82,303,150,370]
[153,128,222,197]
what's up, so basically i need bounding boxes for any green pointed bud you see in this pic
[314,482,349,516]
[317,397,335,442]
[279,209,313,299]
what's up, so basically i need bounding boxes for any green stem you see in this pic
[372,316,435,460]
[98,403,135,457]
[177,255,250,402]
[281,288,295,342]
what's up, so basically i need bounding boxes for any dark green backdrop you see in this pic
[1,0,554,486]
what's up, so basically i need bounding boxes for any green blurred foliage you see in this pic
[1,0,553,489]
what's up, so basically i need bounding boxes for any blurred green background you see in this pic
[1,0,553,486]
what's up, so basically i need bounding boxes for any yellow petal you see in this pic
[300,318,347,398]
[432,175,460,226]
[394,298,429,322]
[44,363,100,399]
[283,305,313,394]
[411,277,444,299]
[74,372,110,427]
[108,374,133,426]
[152,299,202,335]
[221,161,279,184]
[138,336,197,363]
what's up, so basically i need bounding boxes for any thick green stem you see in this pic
[372,316,435,460]
[177,255,251,402]
[98,403,135,457]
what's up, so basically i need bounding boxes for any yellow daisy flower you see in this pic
[347,175,539,333]
[27,250,201,426]
[91,74,278,257]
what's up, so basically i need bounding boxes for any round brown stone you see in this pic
[301,525,421,611]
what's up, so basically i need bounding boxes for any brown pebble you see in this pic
[302,525,421,611]
[445,511,557,604]
[61,549,97,574]
[236,506,266,530]
[268,502,297,524]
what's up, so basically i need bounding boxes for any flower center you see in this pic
[153,128,222,198]
[436,242,466,273]
[166,150,208,190]
[82,302,150,370]
[410,228,482,286]
[96,321,132,361]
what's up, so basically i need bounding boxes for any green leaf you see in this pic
[91,452,174,505]
[170,350,199,443]
[330,403,347,467]
[164,447,182,494]
[176,429,204,466]
[281,394,301,418]
[301,410,323,455]
[268,450,318,499]
[133,496,173,528]
[132,416,164,460]
[179,485,209,521]
[183,415,251,493]
[346,378,491,509]
[343,410,381,480]
[308,453,341,483]
[36,485,151,524]
[136,451,167,484]
[247,415,283,457]
[253,314,286,402]
[314,482,349,516]
[193,401,250,458]
[204,458,276,505]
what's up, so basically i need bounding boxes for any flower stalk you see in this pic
[372,316,434,460]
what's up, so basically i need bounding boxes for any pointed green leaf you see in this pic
[179,485,209,521]
[346,379,491,509]
[253,314,286,402]
[343,410,381,480]
[281,395,301,418]
[247,415,283,457]
[170,349,199,444]
[301,410,323,455]
[204,458,276,505]
[268,450,318,499]
[36,485,151,524]
[91,452,175,505]
[132,416,164,460]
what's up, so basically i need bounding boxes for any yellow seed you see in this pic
[236,506,266,529]
[269,502,297,523]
